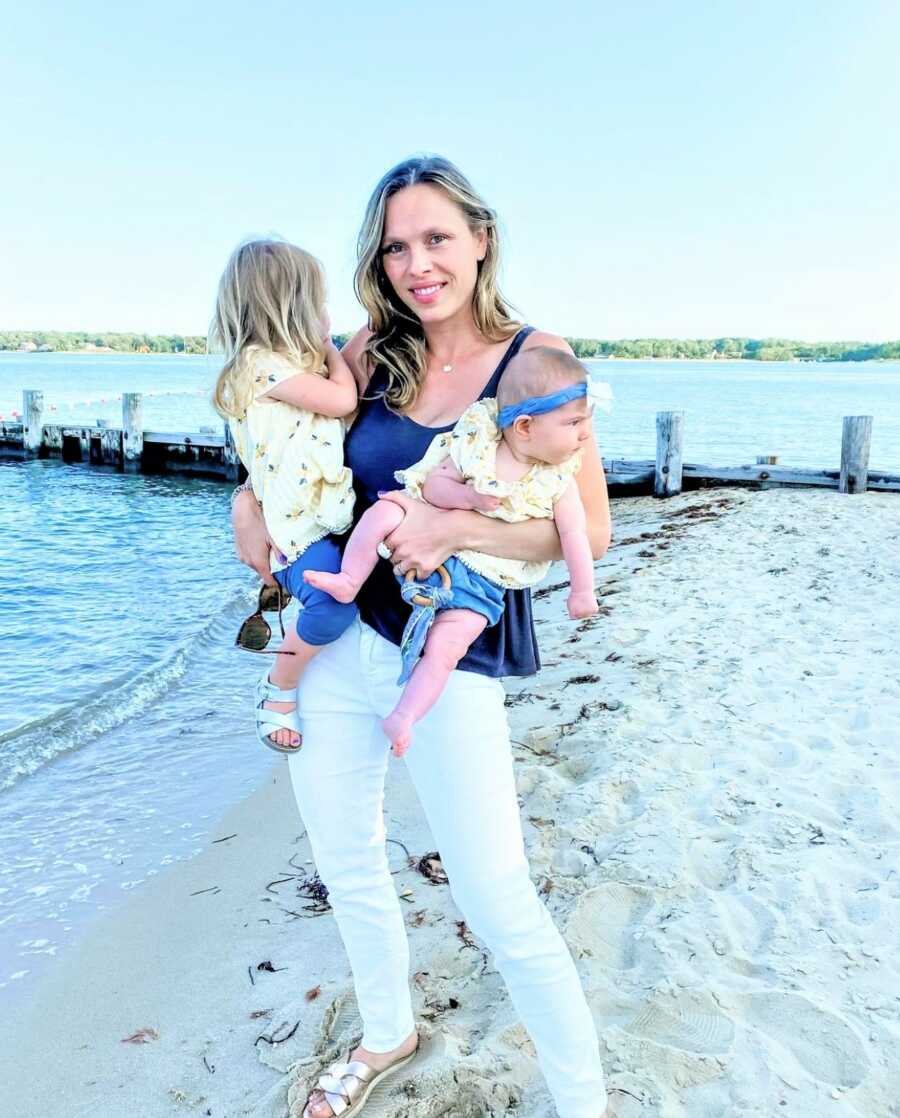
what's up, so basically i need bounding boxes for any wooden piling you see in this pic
[655,411,684,498]
[23,390,44,456]
[122,393,144,473]
[840,416,873,494]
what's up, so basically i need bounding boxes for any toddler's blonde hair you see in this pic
[496,346,589,414]
[211,239,327,420]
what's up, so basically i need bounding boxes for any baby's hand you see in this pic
[468,488,501,512]
[568,591,599,620]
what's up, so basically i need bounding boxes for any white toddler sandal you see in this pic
[255,671,302,754]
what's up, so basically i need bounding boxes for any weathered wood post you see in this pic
[840,416,873,494]
[655,411,684,497]
[121,393,144,473]
[23,390,44,456]
[223,421,241,482]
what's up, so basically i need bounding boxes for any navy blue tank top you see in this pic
[345,325,540,679]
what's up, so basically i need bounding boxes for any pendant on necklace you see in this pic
[442,363,453,374]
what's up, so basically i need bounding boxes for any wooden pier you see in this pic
[603,410,898,496]
[1,389,242,482]
[1,391,897,496]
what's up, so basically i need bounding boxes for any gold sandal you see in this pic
[303,1040,419,1117]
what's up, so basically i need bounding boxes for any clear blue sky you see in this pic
[2,0,898,340]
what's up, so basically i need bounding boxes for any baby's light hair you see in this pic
[496,346,589,413]
[211,238,327,420]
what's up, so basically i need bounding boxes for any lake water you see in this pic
[0,350,898,999]
[2,351,899,469]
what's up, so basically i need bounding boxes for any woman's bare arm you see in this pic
[379,497,557,578]
[231,489,282,584]
[338,327,375,394]
[521,330,612,558]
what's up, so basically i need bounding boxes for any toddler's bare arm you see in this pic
[263,342,358,418]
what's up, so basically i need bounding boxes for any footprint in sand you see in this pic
[687,836,735,891]
[606,779,644,822]
[588,779,645,829]
[844,881,881,926]
[566,882,654,969]
[624,991,734,1055]
[720,891,779,956]
[741,991,870,1088]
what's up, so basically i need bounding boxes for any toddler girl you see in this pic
[305,346,611,757]
[212,239,358,753]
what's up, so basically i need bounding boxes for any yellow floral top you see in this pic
[396,398,582,590]
[228,346,354,568]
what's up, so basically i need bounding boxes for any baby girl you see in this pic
[305,346,611,756]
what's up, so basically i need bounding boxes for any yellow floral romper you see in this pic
[396,398,582,591]
[228,346,354,569]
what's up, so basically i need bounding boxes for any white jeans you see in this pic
[289,619,608,1118]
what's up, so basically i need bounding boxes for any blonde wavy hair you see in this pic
[211,239,327,420]
[355,156,520,412]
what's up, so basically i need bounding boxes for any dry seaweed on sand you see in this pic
[120,1027,159,1044]
[416,851,449,885]
[264,855,331,916]
[254,1019,300,1047]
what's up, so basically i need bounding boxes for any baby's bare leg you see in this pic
[304,500,405,602]
[384,609,488,758]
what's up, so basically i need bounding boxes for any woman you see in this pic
[233,156,611,1118]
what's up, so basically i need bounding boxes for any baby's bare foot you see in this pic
[303,569,359,603]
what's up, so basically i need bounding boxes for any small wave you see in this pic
[0,586,253,790]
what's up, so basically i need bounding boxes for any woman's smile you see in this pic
[409,281,447,304]
[381,184,486,323]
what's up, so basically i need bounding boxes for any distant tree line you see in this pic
[0,331,207,354]
[566,337,900,362]
[2,331,898,362]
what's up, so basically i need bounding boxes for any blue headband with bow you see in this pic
[496,382,585,429]
[496,378,612,429]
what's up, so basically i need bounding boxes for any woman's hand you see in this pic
[232,488,281,585]
[379,492,464,579]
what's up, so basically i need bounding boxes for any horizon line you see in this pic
[3,329,899,347]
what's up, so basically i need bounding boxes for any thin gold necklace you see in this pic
[430,341,483,374]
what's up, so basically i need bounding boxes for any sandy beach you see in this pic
[3,486,898,1118]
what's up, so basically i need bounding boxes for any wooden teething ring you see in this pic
[405,564,451,608]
